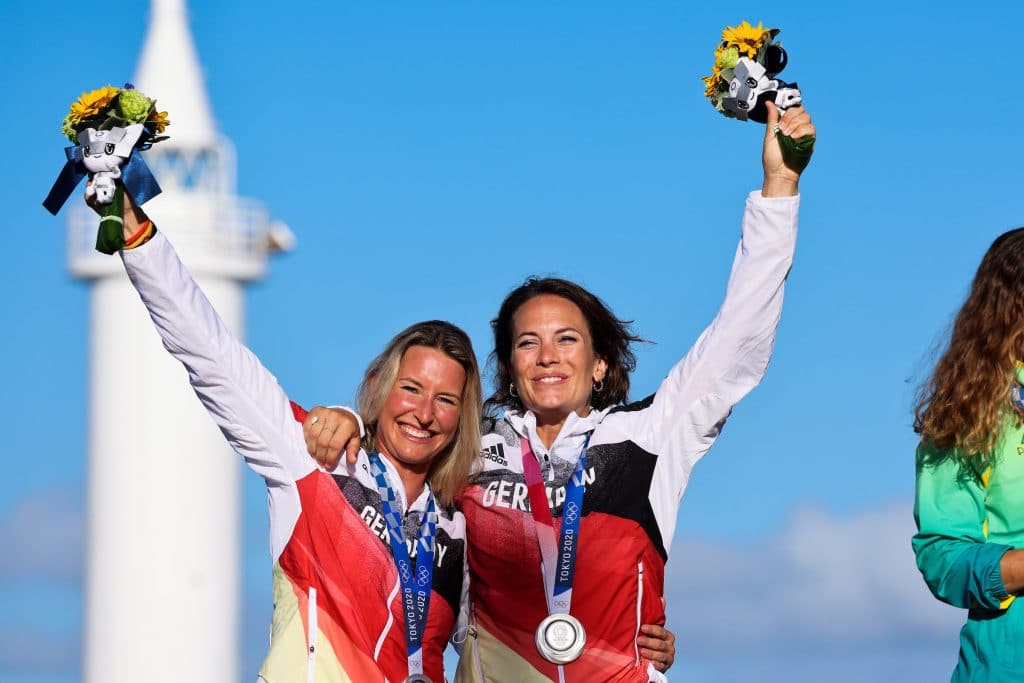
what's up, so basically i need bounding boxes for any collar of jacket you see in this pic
[502,405,612,448]
[346,449,435,515]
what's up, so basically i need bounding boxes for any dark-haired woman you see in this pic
[306,102,815,681]
[92,190,482,682]
[914,228,1024,683]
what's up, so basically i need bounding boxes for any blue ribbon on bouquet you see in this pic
[42,142,162,215]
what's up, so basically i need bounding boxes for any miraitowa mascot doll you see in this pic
[43,84,169,253]
[723,47,801,122]
[80,125,147,204]
[703,22,814,170]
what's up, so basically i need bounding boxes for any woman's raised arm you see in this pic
[612,103,814,486]
[99,189,314,489]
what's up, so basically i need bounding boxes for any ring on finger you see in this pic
[310,415,320,426]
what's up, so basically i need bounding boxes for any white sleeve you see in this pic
[605,190,798,499]
[120,232,315,487]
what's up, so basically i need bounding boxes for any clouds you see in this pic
[0,627,79,675]
[0,482,280,680]
[0,485,83,584]
[665,500,964,681]
[0,487,970,682]
[0,485,83,679]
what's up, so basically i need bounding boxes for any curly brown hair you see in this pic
[915,227,1024,456]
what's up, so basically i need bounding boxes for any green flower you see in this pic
[62,113,79,143]
[719,46,739,70]
[117,89,154,124]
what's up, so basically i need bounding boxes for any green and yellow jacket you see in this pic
[913,412,1024,682]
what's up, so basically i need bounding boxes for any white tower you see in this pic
[67,1,291,681]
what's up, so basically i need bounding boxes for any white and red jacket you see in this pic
[122,233,468,683]
[454,191,800,682]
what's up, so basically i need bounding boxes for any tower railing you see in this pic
[66,194,275,281]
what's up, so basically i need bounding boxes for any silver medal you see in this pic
[535,613,586,664]
[402,675,432,683]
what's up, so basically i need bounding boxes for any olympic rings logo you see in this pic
[564,502,579,524]
[418,566,430,583]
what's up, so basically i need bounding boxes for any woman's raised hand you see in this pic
[303,406,362,469]
[761,101,815,197]
[84,180,148,239]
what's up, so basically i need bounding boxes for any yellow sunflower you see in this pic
[700,74,716,98]
[721,20,768,59]
[702,73,720,99]
[148,109,170,134]
[702,46,727,100]
[68,85,119,124]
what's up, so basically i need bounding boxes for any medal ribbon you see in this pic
[520,435,590,616]
[367,452,436,677]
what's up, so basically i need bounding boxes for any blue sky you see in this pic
[2,1,1021,681]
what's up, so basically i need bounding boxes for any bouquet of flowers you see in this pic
[701,22,813,170]
[43,83,170,254]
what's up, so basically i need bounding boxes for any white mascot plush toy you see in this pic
[723,57,802,123]
[79,124,145,204]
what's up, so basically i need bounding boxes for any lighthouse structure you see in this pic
[66,1,291,681]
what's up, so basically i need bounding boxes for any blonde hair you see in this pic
[357,321,481,507]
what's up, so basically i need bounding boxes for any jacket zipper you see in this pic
[307,587,318,683]
[471,605,485,680]
[633,561,644,667]
[374,580,401,662]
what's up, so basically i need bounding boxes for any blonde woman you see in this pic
[94,189,480,683]
[305,102,814,681]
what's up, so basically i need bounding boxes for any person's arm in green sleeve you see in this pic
[912,443,1014,609]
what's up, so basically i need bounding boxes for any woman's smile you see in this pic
[376,345,466,472]
[511,294,607,432]
[397,422,434,441]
